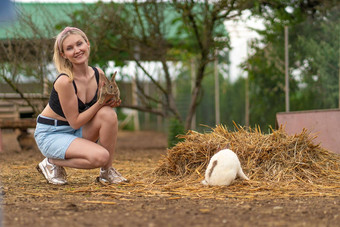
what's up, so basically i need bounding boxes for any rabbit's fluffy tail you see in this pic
[201,179,208,185]
[237,168,249,181]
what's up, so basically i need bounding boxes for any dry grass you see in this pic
[155,124,340,186]
[1,126,339,202]
[58,124,338,201]
[58,125,340,200]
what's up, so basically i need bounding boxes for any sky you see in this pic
[11,0,264,82]
[225,11,264,80]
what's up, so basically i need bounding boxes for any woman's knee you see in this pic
[89,149,110,167]
[96,107,118,125]
[82,107,118,141]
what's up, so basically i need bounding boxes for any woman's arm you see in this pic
[55,75,105,129]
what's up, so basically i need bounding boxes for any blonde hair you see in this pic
[53,27,89,81]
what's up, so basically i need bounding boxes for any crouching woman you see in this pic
[34,27,127,185]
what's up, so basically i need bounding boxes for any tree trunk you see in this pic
[185,61,207,130]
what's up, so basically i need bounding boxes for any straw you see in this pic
[155,124,340,184]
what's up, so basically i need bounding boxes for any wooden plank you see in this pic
[0,114,20,119]
[0,118,36,129]
[0,107,16,113]
[0,93,48,99]
[0,100,45,106]
[18,106,34,112]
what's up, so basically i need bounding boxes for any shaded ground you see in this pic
[0,130,339,227]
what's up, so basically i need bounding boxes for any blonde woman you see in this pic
[34,27,127,185]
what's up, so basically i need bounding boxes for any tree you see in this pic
[171,0,252,129]
[243,0,339,128]
[65,0,253,130]
[291,7,339,110]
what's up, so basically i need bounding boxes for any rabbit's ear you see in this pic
[100,72,109,84]
[111,71,117,82]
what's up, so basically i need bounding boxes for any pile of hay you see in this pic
[155,124,340,184]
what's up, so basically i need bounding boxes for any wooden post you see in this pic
[0,128,3,152]
[245,41,250,127]
[133,46,141,131]
[157,68,162,131]
[190,59,196,130]
[245,75,249,127]
[132,69,140,131]
[43,76,49,96]
[144,82,150,128]
[214,49,220,125]
[285,26,290,112]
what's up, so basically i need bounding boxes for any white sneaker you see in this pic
[97,167,128,184]
[36,158,67,185]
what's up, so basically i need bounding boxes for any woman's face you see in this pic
[61,34,90,65]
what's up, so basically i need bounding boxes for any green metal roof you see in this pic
[0,3,88,39]
[0,2,228,40]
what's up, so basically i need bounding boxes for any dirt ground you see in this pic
[0,130,339,227]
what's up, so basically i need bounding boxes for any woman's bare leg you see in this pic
[50,107,118,169]
[51,138,109,168]
[82,106,118,169]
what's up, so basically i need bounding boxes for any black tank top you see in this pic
[48,66,100,118]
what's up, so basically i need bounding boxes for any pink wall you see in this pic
[276,109,340,154]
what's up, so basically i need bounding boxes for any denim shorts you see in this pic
[34,115,83,159]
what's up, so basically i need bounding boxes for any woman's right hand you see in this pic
[100,94,121,108]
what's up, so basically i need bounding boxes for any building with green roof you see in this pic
[0,3,88,39]
[0,2,228,40]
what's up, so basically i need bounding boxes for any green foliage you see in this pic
[290,8,339,110]
[7,1,336,130]
[195,69,246,130]
[173,56,247,131]
[61,1,238,130]
[116,109,134,131]
[168,117,185,148]
[244,1,339,129]
[220,77,246,127]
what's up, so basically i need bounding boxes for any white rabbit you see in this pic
[201,149,249,186]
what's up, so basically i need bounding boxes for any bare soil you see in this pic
[0,130,339,227]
